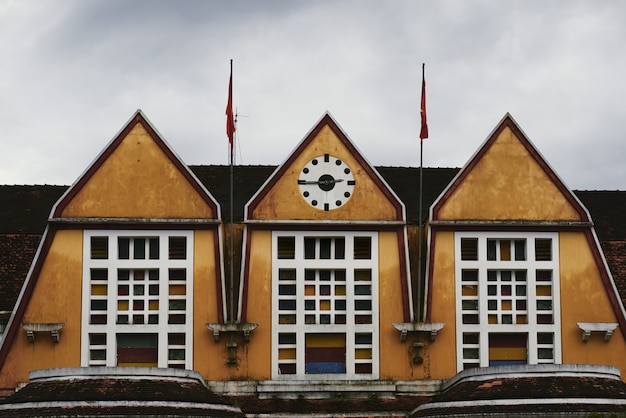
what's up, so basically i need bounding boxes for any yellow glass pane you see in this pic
[169,285,186,295]
[517,315,527,324]
[117,362,158,368]
[320,300,330,311]
[355,348,372,359]
[118,300,129,311]
[306,333,345,348]
[462,285,477,296]
[278,348,296,360]
[502,300,512,311]
[488,315,498,324]
[91,284,107,296]
[149,300,159,310]
[335,285,346,296]
[305,285,315,296]
[279,315,296,324]
[536,285,552,296]
[500,240,511,261]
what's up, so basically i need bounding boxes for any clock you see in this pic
[298,154,356,211]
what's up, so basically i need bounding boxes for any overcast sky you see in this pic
[1,0,625,190]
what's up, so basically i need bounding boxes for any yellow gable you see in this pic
[59,117,215,219]
[435,118,584,222]
[249,117,401,221]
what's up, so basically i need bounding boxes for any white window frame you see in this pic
[81,230,194,369]
[455,231,562,371]
[271,231,379,380]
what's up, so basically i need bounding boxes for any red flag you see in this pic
[226,63,235,149]
[419,68,428,140]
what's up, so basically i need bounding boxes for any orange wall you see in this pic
[378,231,415,379]
[192,229,225,378]
[217,229,273,380]
[0,230,83,388]
[423,231,458,379]
[559,232,626,373]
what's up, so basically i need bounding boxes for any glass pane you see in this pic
[320,238,331,259]
[461,238,478,260]
[91,237,108,259]
[118,237,130,259]
[279,285,296,295]
[304,238,315,259]
[278,236,296,259]
[487,239,496,261]
[500,240,511,261]
[354,237,371,259]
[134,238,145,259]
[149,238,159,259]
[514,239,526,261]
[538,348,553,359]
[535,239,552,261]
[334,238,345,259]
[168,237,187,260]
[463,300,478,310]
[280,300,297,310]
[463,348,479,359]
[279,269,296,281]
[463,333,479,344]
[462,269,478,281]
[91,269,108,281]
[169,269,186,281]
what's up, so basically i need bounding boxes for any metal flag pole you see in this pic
[227,59,235,324]
[416,63,428,322]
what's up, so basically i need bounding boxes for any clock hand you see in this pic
[298,179,345,185]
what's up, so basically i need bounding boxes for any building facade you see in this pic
[1,110,625,415]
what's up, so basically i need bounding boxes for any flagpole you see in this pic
[416,62,427,323]
[228,59,235,324]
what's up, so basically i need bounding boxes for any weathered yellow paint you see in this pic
[424,231,458,379]
[192,229,223,378]
[437,126,581,221]
[60,123,214,219]
[218,229,272,380]
[250,125,398,221]
[0,230,83,389]
[378,231,414,379]
[559,232,626,375]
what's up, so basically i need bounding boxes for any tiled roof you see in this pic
[0,185,66,234]
[0,368,244,417]
[0,234,41,314]
[411,365,626,417]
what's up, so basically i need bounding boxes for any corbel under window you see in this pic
[577,322,618,342]
[393,322,445,342]
[21,323,64,342]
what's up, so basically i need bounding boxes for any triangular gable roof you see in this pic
[426,113,626,339]
[430,113,590,223]
[52,110,220,220]
[244,112,405,221]
[0,111,223,368]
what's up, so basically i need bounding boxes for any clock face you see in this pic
[298,154,356,211]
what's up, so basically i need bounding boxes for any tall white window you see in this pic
[455,232,561,371]
[81,230,193,369]
[272,231,379,380]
